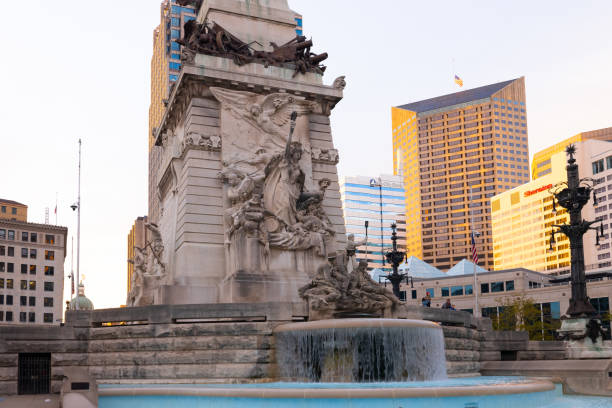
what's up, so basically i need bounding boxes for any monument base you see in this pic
[558,317,612,359]
[219,271,311,303]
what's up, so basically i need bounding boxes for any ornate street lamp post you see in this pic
[384,223,407,299]
[547,145,602,318]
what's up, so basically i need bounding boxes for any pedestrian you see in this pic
[441,299,455,311]
[421,292,431,307]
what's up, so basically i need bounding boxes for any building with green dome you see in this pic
[69,283,94,311]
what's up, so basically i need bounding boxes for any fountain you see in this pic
[274,318,447,382]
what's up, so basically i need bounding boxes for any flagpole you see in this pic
[71,237,74,297]
[55,192,58,225]
[76,139,81,311]
[470,187,480,317]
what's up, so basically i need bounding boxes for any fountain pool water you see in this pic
[97,378,612,408]
[96,318,612,407]
[274,318,447,382]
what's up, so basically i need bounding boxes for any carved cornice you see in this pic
[154,60,343,146]
[311,148,339,165]
[181,132,221,157]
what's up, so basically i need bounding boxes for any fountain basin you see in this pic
[97,378,612,407]
[274,318,447,382]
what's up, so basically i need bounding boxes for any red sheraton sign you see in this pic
[524,184,552,197]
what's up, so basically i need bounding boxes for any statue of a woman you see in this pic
[262,112,305,226]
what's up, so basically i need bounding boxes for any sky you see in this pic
[0,1,611,310]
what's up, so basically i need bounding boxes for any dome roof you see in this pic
[69,283,94,310]
[69,295,94,310]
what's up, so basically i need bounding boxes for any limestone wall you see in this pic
[0,303,533,395]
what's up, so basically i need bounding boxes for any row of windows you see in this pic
[0,280,54,291]
[592,156,612,175]
[0,206,18,215]
[0,311,54,323]
[0,245,55,260]
[0,263,54,275]
[343,183,404,192]
[0,230,55,244]
[0,294,54,307]
[492,97,525,106]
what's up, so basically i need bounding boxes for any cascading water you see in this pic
[274,319,447,382]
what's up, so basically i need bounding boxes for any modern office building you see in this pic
[127,216,149,295]
[0,199,27,222]
[400,264,611,339]
[339,175,406,272]
[492,138,612,275]
[392,77,529,271]
[532,126,612,180]
[0,208,67,325]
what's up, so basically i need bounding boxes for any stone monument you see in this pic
[133,0,347,305]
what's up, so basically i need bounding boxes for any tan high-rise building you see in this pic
[392,77,529,271]
[0,201,67,325]
[531,126,612,180]
[0,199,27,222]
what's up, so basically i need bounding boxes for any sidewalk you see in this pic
[0,395,59,407]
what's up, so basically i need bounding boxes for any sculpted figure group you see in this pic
[177,20,328,77]
[127,223,166,307]
[299,241,400,319]
[213,88,336,263]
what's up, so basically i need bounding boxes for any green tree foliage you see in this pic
[492,293,561,341]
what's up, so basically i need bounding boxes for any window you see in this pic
[0,246,3,256]
[20,296,27,306]
[0,206,4,213]
[21,264,27,274]
[0,229,4,239]
[451,286,464,296]
[30,249,37,259]
[29,296,35,306]
[44,297,53,307]
[6,311,12,321]
[169,74,179,82]
[7,263,13,273]
[0,278,3,288]
[6,279,13,289]
[0,311,3,321]
[0,295,2,305]
[411,290,417,299]
[21,248,28,258]
[44,266,54,276]
[21,232,28,241]
[7,247,13,256]
[607,156,612,170]
[29,312,35,323]
[20,312,27,322]
[171,17,180,26]
[45,250,54,261]
[44,313,53,323]
[0,262,3,272]
[45,235,55,245]
[29,265,36,275]
[491,281,504,292]
[171,41,180,51]
[169,61,181,70]
[426,288,435,297]
[593,159,604,175]
[29,281,36,290]
[481,283,490,293]
[170,29,180,39]
[21,280,28,290]
[8,230,15,240]
[44,282,54,292]
[441,287,450,297]
[30,233,37,243]
[11,208,16,215]
[505,280,515,291]
[465,285,473,295]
